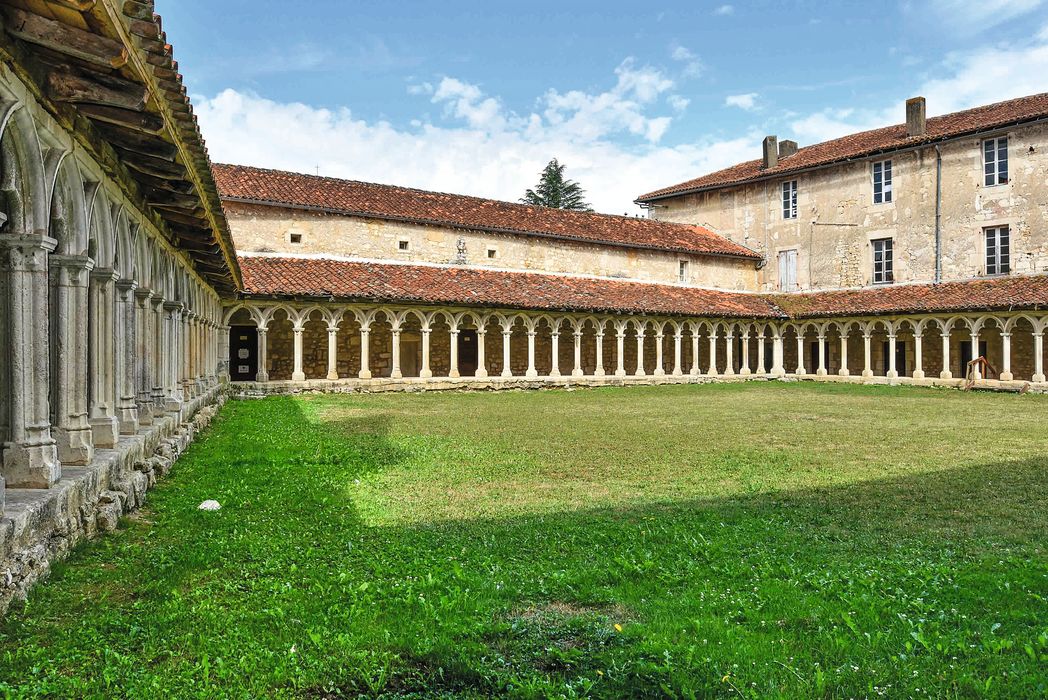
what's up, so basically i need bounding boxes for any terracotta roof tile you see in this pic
[213,164,760,260]
[238,256,779,318]
[638,93,1048,201]
[239,255,1048,320]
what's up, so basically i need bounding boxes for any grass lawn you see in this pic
[1,382,1046,698]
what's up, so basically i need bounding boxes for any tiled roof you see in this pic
[637,93,1048,201]
[771,275,1048,319]
[238,255,1048,320]
[213,164,760,260]
[237,256,779,318]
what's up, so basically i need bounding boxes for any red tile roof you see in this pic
[238,256,779,318]
[637,93,1048,201]
[238,255,1048,320]
[213,164,760,260]
[772,275,1048,319]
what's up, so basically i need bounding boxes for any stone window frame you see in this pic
[486,246,499,260]
[781,180,798,220]
[678,259,689,283]
[983,135,1009,187]
[286,230,304,245]
[984,224,1011,276]
[396,238,411,253]
[871,236,894,285]
[872,159,893,205]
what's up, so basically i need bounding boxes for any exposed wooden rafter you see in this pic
[2,6,127,69]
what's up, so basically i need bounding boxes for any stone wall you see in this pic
[651,121,1048,292]
[224,202,758,290]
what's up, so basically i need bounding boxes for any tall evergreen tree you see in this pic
[520,159,593,212]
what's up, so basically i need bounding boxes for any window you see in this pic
[397,239,410,251]
[678,260,689,283]
[983,136,1008,186]
[872,160,892,204]
[289,232,302,244]
[985,225,1010,275]
[777,249,798,291]
[872,237,894,284]
[486,247,497,259]
[781,180,798,219]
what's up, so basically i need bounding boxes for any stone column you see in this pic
[572,329,584,377]
[654,330,665,376]
[525,330,537,378]
[815,335,826,376]
[0,235,61,488]
[475,329,488,378]
[549,330,561,377]
[887,333,898,379]
[327,325,340,380]
[88,268,119,447]
[771,333,785,377]
[707,332,718,376]
[724,332,736,376]
[449,327,460,378]
[615,330,626,377]
[114,280,139,435]
[740,332,751,375]
[421,326,434,379]
[500,327,512,378]
[1000,332,1013,381]
[49,254,95,465]
[357,325,370,379]
[291,323,306,381]
[794,333,806,376]
[690,330,700,375]
[838,332,850,376]
[912,330,925,379]
[635,328,646,377]
[162,302,183,412]
[940,332,953,380]
[134,290,153,424]
[756,333,766,374]
[594,329,605,377]
[969,330,981,380]
[391,326,404,379]
[672,331,682,376]
[862,333,873,378]
[257,326,271,382]
[1033,332,1044,383]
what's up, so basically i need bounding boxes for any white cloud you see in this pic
[669,44,704,78]
[725,93,759,111]
[713,4,735,16]
[923,0,1043,34]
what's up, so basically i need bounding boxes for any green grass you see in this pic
[1,382,1046,698]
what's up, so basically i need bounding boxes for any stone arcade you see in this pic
[1,1,1047,612]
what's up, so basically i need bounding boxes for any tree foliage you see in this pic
[520,159,593,212]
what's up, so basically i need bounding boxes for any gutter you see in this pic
[934,144,943,284]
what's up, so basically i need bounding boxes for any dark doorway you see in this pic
[881,340,907,376]
[458,329,479,376]
[959,340,988,378]
[809,341,820,373]
[230,326,258,381]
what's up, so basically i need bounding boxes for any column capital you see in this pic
[115,278,138,294]
[90,266,119,282]
[163,300,184,313]
[292,324,306,333]
[0,232,58,260]
[134,287,153,301]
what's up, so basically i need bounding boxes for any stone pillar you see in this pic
[392,327,404,379]
[939,332,953,380]
[615,331,626,377]
[690,331,700,375]
[1033,332,1044,383]
[816,335,827,376]
[162,302,183,413]
[88,268,118,447]
[838,333,850,377]
[475,329,488,378]
[654,331,665,376]
[572,330,584,377]
[420,326,433,379]
[1000,332,1013,381]
[291,324,306,381]
[0,235,61,488]
[740,332,751,375]
[357,326,370,379]
[635,328,646,377]
[771,333,785,377]
[756,333,766,374]
[969,330,981,380]
[134,290,153,424]
[114,280,139,434]
[449,328,460,378]
[794,333,805,376]
[862,333,873,378]
[525,330,537,378]
[327,326,340,380]
[912,331,925,380]
[724,332,736,376]
[887,334,898,379]
[672,331,683,377]
[707,332,718,376]
[550,330,561,377]
[501,328,512,378]
[49,254,95,465]
[594,329,605,377]
[257,327,271,382]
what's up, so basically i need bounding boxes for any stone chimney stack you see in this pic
[778,139,798,158]
[762,135,778,169]
[906,96,926,137]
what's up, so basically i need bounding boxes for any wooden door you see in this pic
[458,329,478,376]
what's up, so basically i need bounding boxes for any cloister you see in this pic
[224,302,1048,390]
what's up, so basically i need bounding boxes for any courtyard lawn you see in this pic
[1,384,1046,698]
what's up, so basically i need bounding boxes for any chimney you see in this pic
[906,96,926,137]
[778,139,798,158]
[762,135,778,169]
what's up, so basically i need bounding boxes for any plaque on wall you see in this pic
[238,348,250,359]
[238,365,249,373]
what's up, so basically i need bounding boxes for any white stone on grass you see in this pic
[198,500,222,511]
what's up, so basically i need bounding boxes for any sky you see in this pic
[157,1,1048,214]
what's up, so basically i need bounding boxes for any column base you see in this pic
[1000,371,1013,381]
[816,369,827,377]
[1034,373,1046,383]
[525,369,538,378]
[772,368,786,377]
[940,371,953,380]
[117,404,140,436]
[357,370,371,380]
[475,369,488,378]
[292,371,306,381]
[449,370,461,378]
[595,368,606,377]
[256,371,270,382]
[912,370,925,380]
[571,370,584,378]
[1,436,60,488]
[54,425,94,465]
[724,370,736,377]
[838,369,850,377]
[653,369,666,376]
[137,400,153,426]
[671,369,682,377]
[327,371,339,380]
[795,369,807,376]
[549,369,561,378]
[740,368,752,376]
[90,416,119,449]
[615,369,626,377]
[420,370,434,379]
[861,370,874,378]
[500,370,512,378]
[634,370,646,377]
[886,370,898,379]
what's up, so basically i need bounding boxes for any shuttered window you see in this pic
[777,249,798,291]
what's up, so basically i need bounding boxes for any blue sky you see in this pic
[158,1,1048,213]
